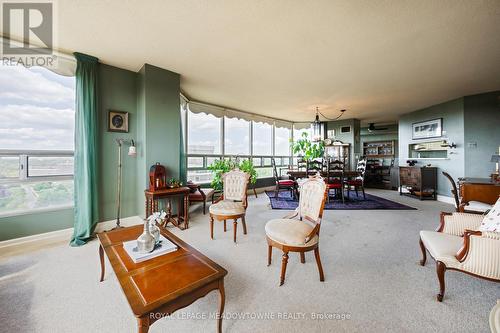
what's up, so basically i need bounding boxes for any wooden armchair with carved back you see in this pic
[265,176,328,286]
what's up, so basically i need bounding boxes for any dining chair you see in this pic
[271,157,296,198]
[265,176,328,286]
[306,158,324,176]
[209,168,250,243]
[345,157,366,199]
[326,158,344,203]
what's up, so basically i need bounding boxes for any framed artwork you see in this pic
[412,118,442,140]
[108,110,129,133]
[340,126,351,133]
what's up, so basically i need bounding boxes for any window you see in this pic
[252,121,272,156]
[184,106,295,183]
[275,124,291,156]
[293,123,311,142]
[187,111,221,155]
[0,63,75,216]
[224,117,250,155]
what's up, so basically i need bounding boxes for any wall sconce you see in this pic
[441,141,457,149]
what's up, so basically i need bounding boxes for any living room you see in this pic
[0,1,499,332]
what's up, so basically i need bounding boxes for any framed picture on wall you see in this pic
[108,110,129,133]
[412,118,442,140]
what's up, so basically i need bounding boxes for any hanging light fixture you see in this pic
[311,107,346,142]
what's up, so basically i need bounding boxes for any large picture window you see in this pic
[0,63,75,216]
[252,121,272,156]
[184,103,298,183]
[224,117,250,155]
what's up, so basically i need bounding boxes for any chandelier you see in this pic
[311,107,346,141]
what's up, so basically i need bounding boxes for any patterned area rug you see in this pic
[265,190,417,210]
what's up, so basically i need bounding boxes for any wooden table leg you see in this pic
[99,244,105,282]
[184,194,189,229]
[137,316,150,333]
[217,279,225,333]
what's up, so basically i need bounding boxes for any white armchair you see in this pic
[209,169,250,243]
[419,208,500,302]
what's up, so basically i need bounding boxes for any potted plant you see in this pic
[291,132,325,161]
[207,157,257,191]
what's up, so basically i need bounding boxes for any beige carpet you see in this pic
[0,189,498,332]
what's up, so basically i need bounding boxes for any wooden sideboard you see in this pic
[458,178,500,210]
[399,166,438,200]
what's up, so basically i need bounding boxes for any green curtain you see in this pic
[70,53,99,246]
[179,97,187,184]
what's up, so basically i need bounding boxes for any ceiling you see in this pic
[3,0,500,123]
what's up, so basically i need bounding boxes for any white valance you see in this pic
[187,100,285,126]
[275,120,292,129]
[1,37,76,76]
[293,122,312,130]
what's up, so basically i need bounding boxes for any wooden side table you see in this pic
[144,187,190,230]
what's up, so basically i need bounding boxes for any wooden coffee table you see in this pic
[97,225,227,333]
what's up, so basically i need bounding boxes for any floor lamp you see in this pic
[113,138,136,229]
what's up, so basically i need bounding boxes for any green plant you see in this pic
[291,132,325,160]
[207,157,257,191]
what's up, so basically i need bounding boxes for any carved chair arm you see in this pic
[282,209,299,219]
[303,215,321,242]
[213,194,224,204]
[437,212,484,236]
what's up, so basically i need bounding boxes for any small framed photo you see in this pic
[108,111,129,133]
[412,118,442,140]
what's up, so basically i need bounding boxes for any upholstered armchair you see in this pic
[419,203,500,301]
[209,169,250,243]
[265,176,328,286]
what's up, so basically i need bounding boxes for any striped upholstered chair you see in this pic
[419,197,500,301]
[209,169,250,243]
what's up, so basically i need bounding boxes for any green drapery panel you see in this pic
[179,98,187,184]
[70,52,99,246]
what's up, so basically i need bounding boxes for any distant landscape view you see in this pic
[0,63,75,215]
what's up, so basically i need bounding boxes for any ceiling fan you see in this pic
[368,123,388,132]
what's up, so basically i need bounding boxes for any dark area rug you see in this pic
[265,190,417,210]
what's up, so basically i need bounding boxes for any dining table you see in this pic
[286,169,361,179]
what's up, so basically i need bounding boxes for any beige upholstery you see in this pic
[209,200,245,216]
[265,218,318,247]
[222,169,250,201]
[297,176,327,221]
[491,300,500,333]
[442,212,484,236]
[464,200,493,213]
[420,230,463,262]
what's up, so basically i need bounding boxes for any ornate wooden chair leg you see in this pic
[203,201,206,215]
[267,245,272,266]
[275,185,279,198]
[419,238,427,266]
[223,220,227,232]
[436,261,446,302]
[362,186,366,200]
[280,252,289,286]
[233,220,238,243]
[314,247,325,282]
[241,215,247,235]
[300,252,305,263]
[210,216,214,240]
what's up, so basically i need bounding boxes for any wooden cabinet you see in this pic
[324,144,351,170]
[399,166,437,200]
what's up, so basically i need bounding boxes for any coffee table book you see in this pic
[123,235,177,263]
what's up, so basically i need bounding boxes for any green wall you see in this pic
[464,91,500,177]
[399,97,465,196]
[398,91,499,197]
[0,62,182,241]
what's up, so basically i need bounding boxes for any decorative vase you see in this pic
[149,219,160,244]
[137,220,155,253]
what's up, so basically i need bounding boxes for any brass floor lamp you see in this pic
[113,138,136,229]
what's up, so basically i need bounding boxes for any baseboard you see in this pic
[437,195,455,205]
[0,216,143,257]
